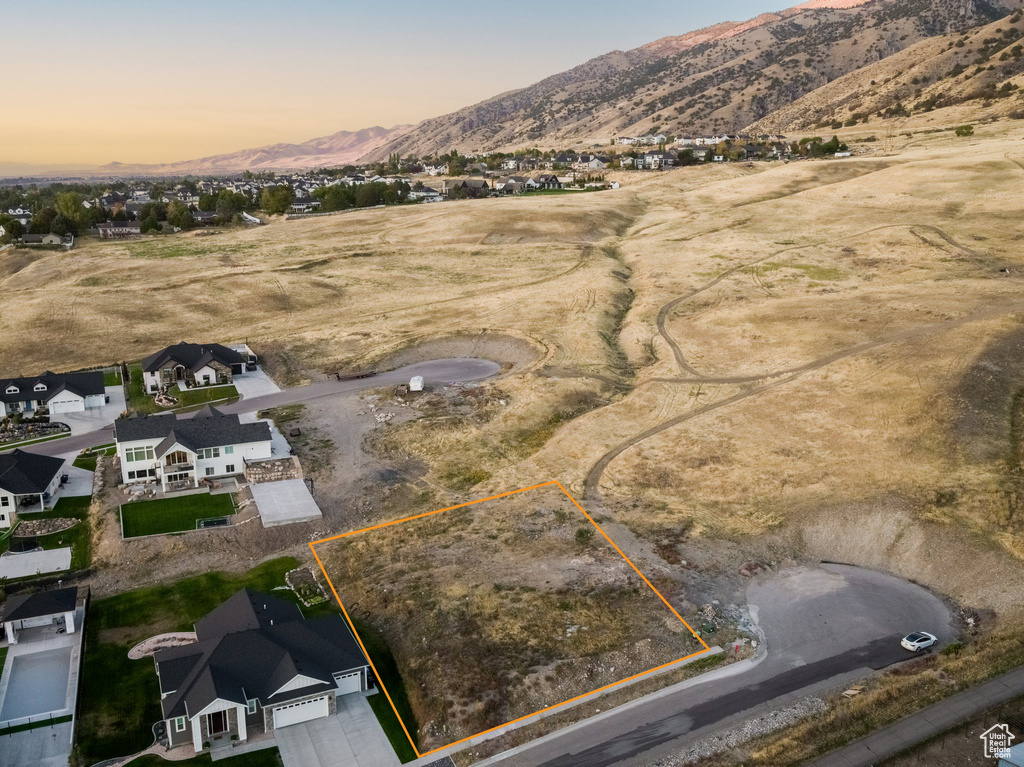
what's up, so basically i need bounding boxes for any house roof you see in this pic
[114,407,271,450]
[0,450,66,495]
[0,370,104,405]
[141,342,244,374]
[2,586,77,623]
[155,589,367,719]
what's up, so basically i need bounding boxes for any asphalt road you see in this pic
[486,564,955,767]
[14,358,500,458]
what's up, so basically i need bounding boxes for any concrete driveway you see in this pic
[50,385,125,436]
[233,367,282,400]
[275,693,400,767]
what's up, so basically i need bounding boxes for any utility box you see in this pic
[409,376,424,392]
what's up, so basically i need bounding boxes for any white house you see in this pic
[156,589,371,754]
[113,407,272,491]
[1,370,106,416]
[0,449,66,527]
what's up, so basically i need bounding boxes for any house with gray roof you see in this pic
[2,586,78,644]
[0,449,67,527]
[155,588,370,753]
[1,370,105,416]
[114,407,271,492]
[141,342,246,394]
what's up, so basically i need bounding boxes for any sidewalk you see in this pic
[808,664,1024,766]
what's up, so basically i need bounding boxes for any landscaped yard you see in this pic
[77,558,303,764]
[73,444,116,472]
[120,493,237,538]
[18,495,93,570]
[125,364,238,415]
[103,368,122,387]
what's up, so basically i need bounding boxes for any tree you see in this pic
[260,185,294,215]
[140,216,161,234]
[54,192,84,227]
[198,193,217,212]
[50,213,74,236]
[955,124,975,137]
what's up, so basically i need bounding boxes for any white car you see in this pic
[901,632,938,652]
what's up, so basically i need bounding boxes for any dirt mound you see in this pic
[371,331,546,375]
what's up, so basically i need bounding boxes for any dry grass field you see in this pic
[315,483,705,751]
[7,122,1024,747]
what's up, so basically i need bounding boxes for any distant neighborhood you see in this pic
[0,131,851,247]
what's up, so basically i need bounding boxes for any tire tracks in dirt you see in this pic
[656,223,988,381]
[585,299,1024,501]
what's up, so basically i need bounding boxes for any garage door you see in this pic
[334,671,361,695]
[272,695,329,729]
[49,398,85,414]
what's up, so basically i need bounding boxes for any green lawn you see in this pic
[0,646,7,670]
[120,493,236,538]
[125,749,282,767]
[77,558,301,764]
[18,495,93,570]
[351,617,420,761]
[103,368,122,387]
[73,445,116,472]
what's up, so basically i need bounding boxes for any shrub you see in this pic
[955,124,975,137]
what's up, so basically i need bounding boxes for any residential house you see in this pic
[21,233,66,246]
[534,174,562,190]
[7,207,31,227]
[141,342,246,394]
[408,187,442,203]
[423,163,449,176]
[615,137,636,145]
[442,178,490,197]
[1,587,79,644]
[97,221,142,239]
[154,588,371,752]
[113,406,272,490]
[0,450,66,526]
[500,158,520,171]
[289,199,322,214]
[1,370,106,416]
[619,156,635,168]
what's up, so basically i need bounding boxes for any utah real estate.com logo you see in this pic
[980,723,1015,759]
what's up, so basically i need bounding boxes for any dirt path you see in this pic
[655,222,991,382]
[586,287,1024,503]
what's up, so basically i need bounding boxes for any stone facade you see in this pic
[157,359,233,388]
[244,456,302,484]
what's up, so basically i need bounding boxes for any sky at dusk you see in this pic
[2,0,787,167]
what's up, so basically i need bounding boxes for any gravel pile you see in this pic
[649,697,828,766]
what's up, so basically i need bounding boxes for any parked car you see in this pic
[901,632,938,652]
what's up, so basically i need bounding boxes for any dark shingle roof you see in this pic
[0,370,104,405]
[141,342,244,374]
[2,587,77,623]
[0,450,65,495]
[114,409,270,452]
[155,589,367,719]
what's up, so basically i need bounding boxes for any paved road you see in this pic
[807,663,1024,767]
[484,564,955,767]
[12,358,500,458]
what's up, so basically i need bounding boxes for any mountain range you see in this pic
[8,0,1022,177]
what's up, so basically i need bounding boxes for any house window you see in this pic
[246,699,257,715]
[225,464,235,474]
[126,447,155,462]
[200,447,221,459]
[205,467,215,476]
[33,383,46,392]
[224,446,233,455]
[5,386,18,394]
[0,514,5,523]
[174,716,186,733]
[0,497,8,507]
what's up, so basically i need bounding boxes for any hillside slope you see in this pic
[746,7,1024,131]
[97,125,411,176]
[364,0,1018,160]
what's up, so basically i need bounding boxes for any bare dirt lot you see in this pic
[314,482,706,752]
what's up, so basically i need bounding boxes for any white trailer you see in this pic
[409,376,424,392]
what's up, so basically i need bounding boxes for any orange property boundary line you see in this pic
[310,480,712,759]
